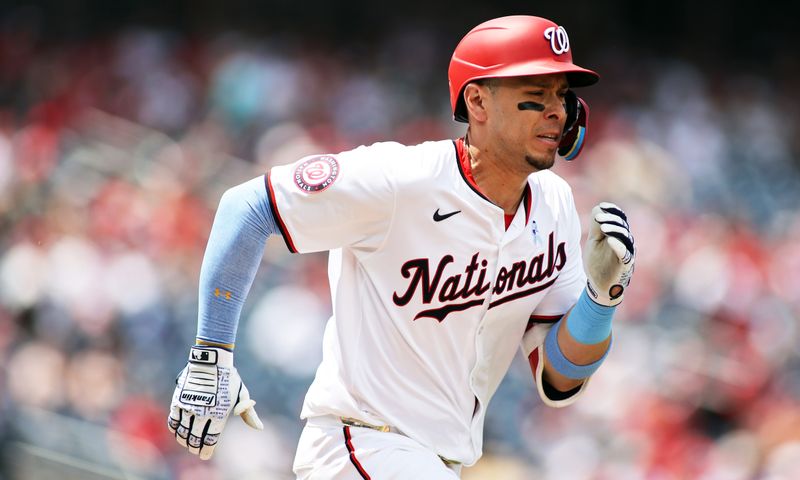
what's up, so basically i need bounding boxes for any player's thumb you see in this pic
[234,384,264,430]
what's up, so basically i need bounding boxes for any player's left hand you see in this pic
[168,346,263,460]
[584,202,635,307]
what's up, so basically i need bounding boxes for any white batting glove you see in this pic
[168,346,263,460]
[584,202,635,307]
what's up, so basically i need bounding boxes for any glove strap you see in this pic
[189,346,234,368]
[586,277,625,307]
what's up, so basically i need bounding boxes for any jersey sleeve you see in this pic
[520,180,591,407]
[265,143,399,254]
[528,184,586,320]
[521,325,592,408]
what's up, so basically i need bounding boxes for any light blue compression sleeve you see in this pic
[565,289,616,344]
[543,289,616,380]
[195,176,279,347]
[545,318,612,379]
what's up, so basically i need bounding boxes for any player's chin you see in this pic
[525,151,556,171]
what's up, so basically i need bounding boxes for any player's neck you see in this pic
[465,138,530,216]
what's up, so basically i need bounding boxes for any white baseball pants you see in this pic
[293,415,462,479]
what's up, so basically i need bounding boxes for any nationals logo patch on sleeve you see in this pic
[294,155,339,192]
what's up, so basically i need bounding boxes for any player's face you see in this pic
[485,73,569,172]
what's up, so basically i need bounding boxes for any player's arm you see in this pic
[168,176,277,460]
[541,203,635,393]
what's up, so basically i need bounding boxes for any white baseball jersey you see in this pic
[266,138,589,467]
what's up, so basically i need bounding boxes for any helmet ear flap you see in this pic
[562,90,580,133]
[454,87,469,123]
[558,91,590,161]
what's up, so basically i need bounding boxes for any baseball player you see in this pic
[168,15,635,479]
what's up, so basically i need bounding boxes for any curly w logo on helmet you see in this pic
[543,26,570,55]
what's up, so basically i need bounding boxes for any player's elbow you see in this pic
[541,367,585,392]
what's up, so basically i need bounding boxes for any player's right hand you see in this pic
[168,346,263,460]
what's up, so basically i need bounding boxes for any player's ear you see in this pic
[463,83,489,123]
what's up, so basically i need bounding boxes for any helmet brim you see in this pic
[456,57,599,88]
[451,59,599,122]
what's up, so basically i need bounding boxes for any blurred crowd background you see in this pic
[1,1,799,479]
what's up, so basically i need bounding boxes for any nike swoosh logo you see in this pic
[433,208,462,222]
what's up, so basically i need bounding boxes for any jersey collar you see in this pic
[453,138,532,225]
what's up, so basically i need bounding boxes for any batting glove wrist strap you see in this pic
[168,346,263,460]
[584,202,635,307]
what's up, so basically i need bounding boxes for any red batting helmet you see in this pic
[449,15,599,122]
